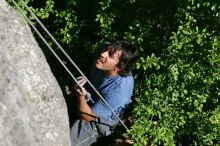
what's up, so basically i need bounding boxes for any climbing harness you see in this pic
[11,0,130,132]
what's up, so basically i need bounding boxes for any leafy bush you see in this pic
[131,0,220,145]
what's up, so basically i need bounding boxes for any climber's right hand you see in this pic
[75,76,87,96]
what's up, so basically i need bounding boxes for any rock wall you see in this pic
[0,0,70,146]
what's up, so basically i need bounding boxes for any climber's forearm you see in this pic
[78,95,96,122]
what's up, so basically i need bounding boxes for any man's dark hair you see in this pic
[96,40,139,76]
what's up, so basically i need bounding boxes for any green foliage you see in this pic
[9,0,220,145]
[32,0,54,19]
[130,0,220,145]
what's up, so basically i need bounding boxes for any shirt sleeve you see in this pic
[91,87,122,120]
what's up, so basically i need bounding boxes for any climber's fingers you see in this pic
[76,87,87,96]
[76,76,87,87]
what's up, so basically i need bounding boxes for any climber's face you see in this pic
[95,49,122,76]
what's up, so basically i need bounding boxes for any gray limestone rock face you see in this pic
[0,0,71,146]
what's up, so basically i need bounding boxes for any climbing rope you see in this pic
[11,0,129,132]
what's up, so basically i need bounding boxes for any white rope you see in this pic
[11,0,129,131]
